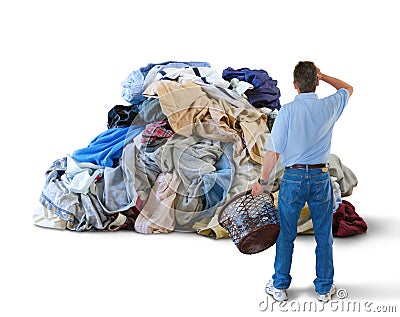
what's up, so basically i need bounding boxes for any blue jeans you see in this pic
[273,167,334,294]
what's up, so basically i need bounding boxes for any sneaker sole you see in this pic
[265,286,288,302]
[317,285,336,302]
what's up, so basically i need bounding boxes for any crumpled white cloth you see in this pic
[229,78,253,96]
[61,155,103,195]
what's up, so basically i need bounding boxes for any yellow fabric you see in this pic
[297,205,314,234]
[194,215,229,239]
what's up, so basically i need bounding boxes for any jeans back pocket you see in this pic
[314,178,332,203]
[280,178,303,203]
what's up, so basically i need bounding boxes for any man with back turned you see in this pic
[252,61,353,302]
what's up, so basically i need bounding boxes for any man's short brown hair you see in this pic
[293,61,318,93]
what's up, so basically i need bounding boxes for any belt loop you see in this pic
[306,164,309,173]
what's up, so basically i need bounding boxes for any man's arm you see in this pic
[251,150,280,196]
[316,66,353,96]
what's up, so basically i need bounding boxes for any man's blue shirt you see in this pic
[266,88,349,166]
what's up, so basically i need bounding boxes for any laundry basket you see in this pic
[218,190,280,254]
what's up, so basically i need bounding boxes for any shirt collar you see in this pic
[295,93,318,100]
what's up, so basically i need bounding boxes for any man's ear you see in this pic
[316,78,320,86]
[294,81,302,94]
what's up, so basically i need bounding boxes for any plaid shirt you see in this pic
[141,120,174,145]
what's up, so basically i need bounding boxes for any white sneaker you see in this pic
[317,284,336,302]
[265,279,288,302]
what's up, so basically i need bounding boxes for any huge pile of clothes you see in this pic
[33,61,366,238]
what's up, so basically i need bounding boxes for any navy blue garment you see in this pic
[222,67,281,110]
[72,125,145,167]
[107,104,139,129]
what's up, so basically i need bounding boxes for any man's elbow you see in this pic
[266,150,280,160]
[346,85,353,97]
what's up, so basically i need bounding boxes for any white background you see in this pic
[1,0,399,315]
